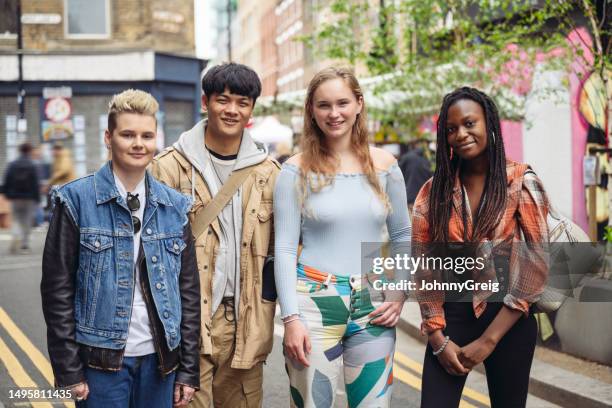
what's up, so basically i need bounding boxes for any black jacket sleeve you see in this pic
[40,199,85,388]
[174,223,201,388]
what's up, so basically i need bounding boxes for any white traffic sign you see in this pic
[21,13,61,25]
[43,86,72,99]
[44,98,72,123]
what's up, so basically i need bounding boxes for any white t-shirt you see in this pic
[114,173,155,357]
[208,151,238,298]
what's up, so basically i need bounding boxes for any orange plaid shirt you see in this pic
[412,160,549,334]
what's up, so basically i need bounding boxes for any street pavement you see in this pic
[0,229,559,407]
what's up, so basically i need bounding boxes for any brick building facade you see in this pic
[233,0,277,97]
[260,1,278,97]
[275,0,306,94]
[0,0,195,53]
[0,0,206,180]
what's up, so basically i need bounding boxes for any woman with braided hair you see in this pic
[412,87,549,407]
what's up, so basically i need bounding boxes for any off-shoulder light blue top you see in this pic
[273,162,412,318]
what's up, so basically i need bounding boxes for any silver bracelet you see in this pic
[282,314,300,324]
[432,335,450,356]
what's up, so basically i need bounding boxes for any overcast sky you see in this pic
[194,0,217,60]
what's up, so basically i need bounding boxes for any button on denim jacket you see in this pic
[51,161,192,351]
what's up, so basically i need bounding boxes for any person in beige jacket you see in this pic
[150,63,280,407]
[48,143,76,188]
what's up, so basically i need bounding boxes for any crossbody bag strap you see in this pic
[191,166,255,240]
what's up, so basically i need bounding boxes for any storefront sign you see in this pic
[42,120,73,142]
[41,87,74,142]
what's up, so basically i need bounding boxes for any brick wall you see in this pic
[152,0,195,56]
[276,0,306,93]
[0,0,194,55]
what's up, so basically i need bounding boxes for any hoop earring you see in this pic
[491,131,496,143]
[450,147,454,159]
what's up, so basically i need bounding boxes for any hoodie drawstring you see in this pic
[191,166,196,201]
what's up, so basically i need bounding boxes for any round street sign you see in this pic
[44,97,72,122]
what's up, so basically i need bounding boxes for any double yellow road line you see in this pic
[393,350,491,408]
[0,309,490,408]
[0,307,74,408]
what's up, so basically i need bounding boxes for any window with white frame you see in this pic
[65,0,109,38]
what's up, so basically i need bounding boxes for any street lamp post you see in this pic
[16,0,25,119]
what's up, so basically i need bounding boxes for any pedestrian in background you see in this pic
[47,142,76,189]
[41,89,200,407]
[2,142,40,254]
[398,142,432,214]
[412,87,549,407]
[274,66,411,407]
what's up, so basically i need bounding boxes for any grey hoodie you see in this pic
[174,118,269,319]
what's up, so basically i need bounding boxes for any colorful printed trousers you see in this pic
[285,264,396,408]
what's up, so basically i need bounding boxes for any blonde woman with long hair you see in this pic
[274,67,412,407]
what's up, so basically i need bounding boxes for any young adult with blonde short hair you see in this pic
[41,89,200,407]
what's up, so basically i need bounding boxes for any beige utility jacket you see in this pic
[150,147,280,369]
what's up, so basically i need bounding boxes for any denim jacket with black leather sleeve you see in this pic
[40,161,200,388]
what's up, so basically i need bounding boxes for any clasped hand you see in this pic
[430,333,497,376]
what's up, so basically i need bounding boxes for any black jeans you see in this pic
[421,301,537,408]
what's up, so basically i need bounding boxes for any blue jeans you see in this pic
[77,353,176,408]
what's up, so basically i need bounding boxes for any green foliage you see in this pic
[295,0,605,141]
[604,226,612,243]
[366,0,399,75]
[302,0,370,64]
